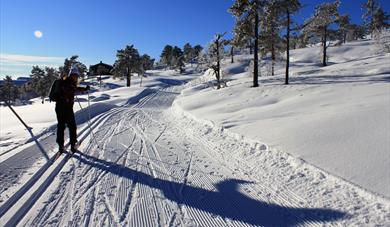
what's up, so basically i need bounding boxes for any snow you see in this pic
[0,38,389,226]
[175,39,390,198]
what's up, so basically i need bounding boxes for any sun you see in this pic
[34,30,43,39]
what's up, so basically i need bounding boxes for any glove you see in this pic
[86,85,90,91]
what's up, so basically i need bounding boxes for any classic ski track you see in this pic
[1,89,159,226]
[132,89,236,226]
[64,90,161,226]
[5,82,380,226]
[12,106,125,226]
[133,92,297,224]
[41,97,148,226]
[129,89,240,226]
[0,105,124,222]
[135,118,187,226]
[136,87,324,226]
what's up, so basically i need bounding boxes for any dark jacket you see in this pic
[56,77,87,108]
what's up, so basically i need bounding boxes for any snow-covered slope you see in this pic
[174,39,390,198]
[0,39,389,226]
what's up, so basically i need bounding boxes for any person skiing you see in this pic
[55,65,89,154]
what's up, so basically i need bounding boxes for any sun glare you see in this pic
[34,30,43,39]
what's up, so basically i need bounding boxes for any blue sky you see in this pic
[0,0,389,78]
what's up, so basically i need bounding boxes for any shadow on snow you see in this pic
[73,152,348,227]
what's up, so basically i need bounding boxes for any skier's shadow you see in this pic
[73,152,348,226]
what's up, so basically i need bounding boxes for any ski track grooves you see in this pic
[2,84,387,226]
[0,91,156,226]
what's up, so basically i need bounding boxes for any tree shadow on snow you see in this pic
[73,152,348,226]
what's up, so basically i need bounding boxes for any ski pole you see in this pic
[75,93,100,148]
[6,102,49,160]
[6,102,31,130]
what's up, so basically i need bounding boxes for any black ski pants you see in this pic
[55,104,77,148]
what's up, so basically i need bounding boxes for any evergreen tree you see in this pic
[30,65,45,98]
[30,66,58,103]
[260,0,285,77]
[193,45,204,63]
[172,46,185,73]
[0,76,18,104]
[160,45,174,68]
[362,0,380,36]
[183,43,195,63]
[232,18,254,51]
[372,8,390,35]
[39,67,58,103]
[59,55,87,79]
[304,0,340,66]
[279,0,301,84]
[346,24,366,41]
[140,54,155,71]
[337,14,350,44]
[112,45,140,87]
[207,33,228,89]
[230,0,267,87]
[136,54,155,86]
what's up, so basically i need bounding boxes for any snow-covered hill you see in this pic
[0,38,389,226]
[175,38,390,198]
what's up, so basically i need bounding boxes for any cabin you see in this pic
[88,61,113,77]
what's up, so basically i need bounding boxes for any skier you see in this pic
[55,65,89,154]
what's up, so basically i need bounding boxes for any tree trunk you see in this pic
[285,9,290,85]
[271,23,275,76]
[126,67,131,87]
[231,46,234,63]
[216,38,221,89]
[322,27,327,66]
[271,41,275,76]
[343,31,346,44]
[253,11,259,87]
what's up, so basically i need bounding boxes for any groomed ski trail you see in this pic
[1,80,389,226]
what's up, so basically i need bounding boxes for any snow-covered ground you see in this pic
[175,38,390,198]
[0,38,389,226]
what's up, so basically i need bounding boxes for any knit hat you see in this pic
[68,65,80,77]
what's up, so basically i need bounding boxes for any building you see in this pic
[88,61,113,77]
[0,76,32,87]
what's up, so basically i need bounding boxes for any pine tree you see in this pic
[30,65,45,100]
[112,45,140,87]
[59,55,87,79]
[362,0,380,36]
[278,0,301,84]
[0,76,17,104]
[30,66,58,103]
[346,24,366,41]
[171,46,185,73]
[207,33,228,89]
[183,43,195,63]
[231,17,254,54]
[337,14,350,44]
[193,45,204,63]
[140,54,155,71]
[160,45,174,69]
[304,0,340,66]
[372,8,390,35]
[260,0,285,77]
[230,0,267,87]
[39,67,58,103]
